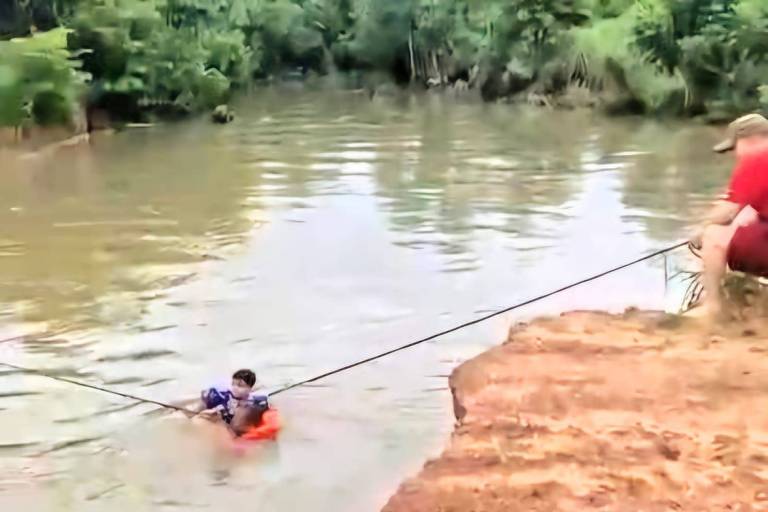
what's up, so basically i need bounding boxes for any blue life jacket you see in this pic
[201,386,268,424]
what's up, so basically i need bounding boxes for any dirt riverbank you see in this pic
[382,309,768,511]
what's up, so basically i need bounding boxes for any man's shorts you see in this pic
[728,220,768,277]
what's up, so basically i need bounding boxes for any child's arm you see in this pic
[197,405,223,421]
[182,391,222,420]
[185,403,222,421]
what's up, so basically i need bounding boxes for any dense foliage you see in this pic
[2,0,768,128]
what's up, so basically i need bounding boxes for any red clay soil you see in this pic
[382,310,768,512]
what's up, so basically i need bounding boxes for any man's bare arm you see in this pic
[704,200,742,225]
[690,200,743,249]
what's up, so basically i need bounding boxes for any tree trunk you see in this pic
[408,27,416,82]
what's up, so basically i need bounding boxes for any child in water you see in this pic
[194,369,269,431]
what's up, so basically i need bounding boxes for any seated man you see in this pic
[691,113,768,317]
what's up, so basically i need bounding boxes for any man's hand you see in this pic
[689,226,705,251]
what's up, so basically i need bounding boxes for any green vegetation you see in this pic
[0,28,87,129]
[2,0,768,129]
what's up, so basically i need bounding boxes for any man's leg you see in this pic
[700,206,758,316]
[701,224,732,316]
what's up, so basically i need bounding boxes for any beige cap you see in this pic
[713,113,768,152]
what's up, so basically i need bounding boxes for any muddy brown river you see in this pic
[0,88,730,511]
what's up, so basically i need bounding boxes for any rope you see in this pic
[0,241,688,408]
[0,361,196,415]
[0,334,29,345]
[268,241,688,396]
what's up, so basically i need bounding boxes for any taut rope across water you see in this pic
[0,241,688,409]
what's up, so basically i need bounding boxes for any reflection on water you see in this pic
[0,89,729,511]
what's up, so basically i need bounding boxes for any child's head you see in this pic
[230,369,256,399]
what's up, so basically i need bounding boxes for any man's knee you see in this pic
[733,205,758,228]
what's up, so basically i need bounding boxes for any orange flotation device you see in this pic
[239,409,281,441]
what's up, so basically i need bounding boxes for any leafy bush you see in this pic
[68,0,237,115]
[569,9,685,113]
[0,27,87,127]
[349,0,414,69]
